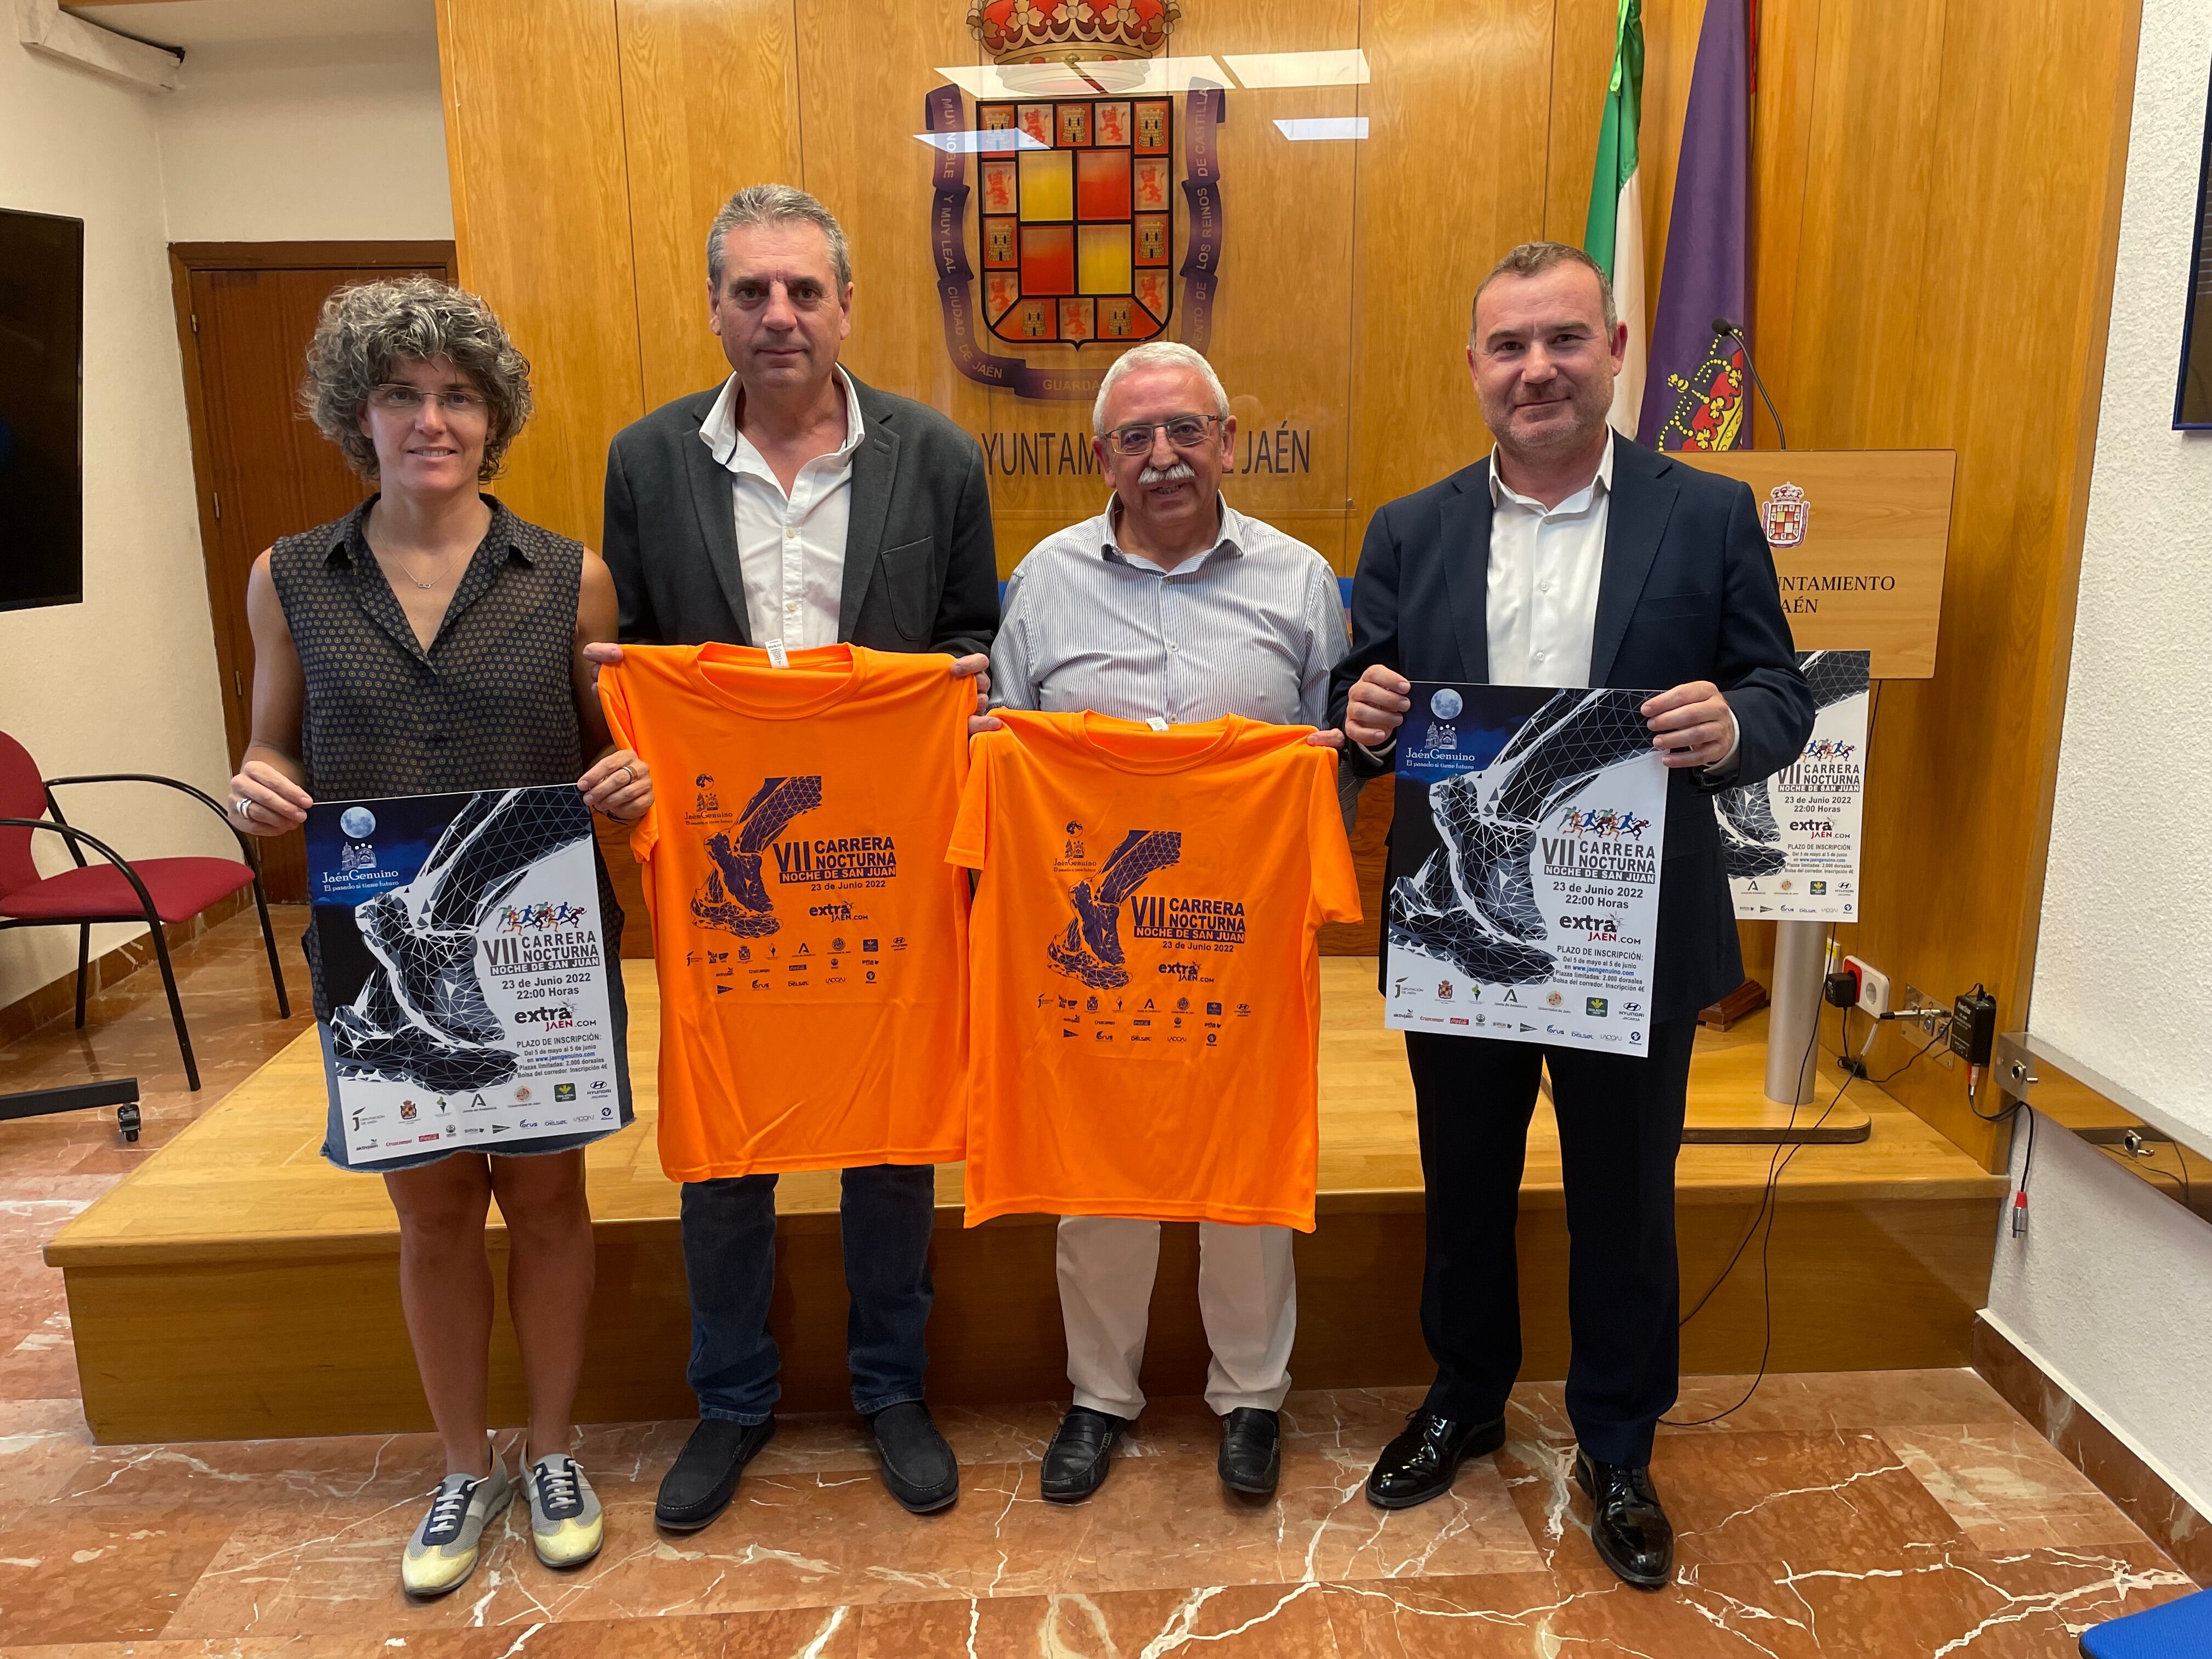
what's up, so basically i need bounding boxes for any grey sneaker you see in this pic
[526,1452,604,1568]
[401,1459,513,1597]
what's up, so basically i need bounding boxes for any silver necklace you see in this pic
[394,551,452,590]
[380,546,454,590]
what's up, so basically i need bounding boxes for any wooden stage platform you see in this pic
[48,961,2007,1443]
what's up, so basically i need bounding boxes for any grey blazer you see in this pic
[601,372,1000,656]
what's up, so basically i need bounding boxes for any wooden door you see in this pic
[171,242,454,900]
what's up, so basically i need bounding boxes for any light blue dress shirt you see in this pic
[990,496,1348,727]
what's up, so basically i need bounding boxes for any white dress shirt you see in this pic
[1486,436,1613,687]
[697,365,865,650]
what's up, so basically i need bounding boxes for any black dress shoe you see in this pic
[1218,1408,1280,1497]
[1040,1405,1131,1503]
[871,1401,960,1514]
[655,1416,776,1531]
[1364,1409,1505,1510]
[1573,1449,1673,1589]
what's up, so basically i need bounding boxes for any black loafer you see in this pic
[655,1416,775,1531]
[1218,1407,1280,1497]
[1364,1409,1505,1510]
[871,1401,960,1514]
[1573,1449,1673,1589]
[1040,1406,1130,1503]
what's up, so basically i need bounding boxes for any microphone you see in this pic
[1712,317,1787,449]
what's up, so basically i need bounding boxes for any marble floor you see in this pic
[0,912,2194,1655]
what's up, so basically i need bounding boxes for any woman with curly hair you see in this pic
[225,276,647,1596]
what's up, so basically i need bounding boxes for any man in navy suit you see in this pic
[1328,241,1812,1590]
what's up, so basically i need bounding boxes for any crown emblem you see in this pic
[968,0,1178,65]
[1760,479,1809,548]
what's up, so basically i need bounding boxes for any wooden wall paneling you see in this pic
[615,0,805,413]
[1745,0,1822,447]
[1540,0,1617,246]
[1346,0,1554,520]
[2008,0,2142,1096]
[793,4,997,450]
[1776,0,1946,448]
[436,0,644,545]
[1838,0,2139,1164]
[1163,0,1360,574]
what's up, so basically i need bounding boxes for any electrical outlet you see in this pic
[1844,955,1889,1017]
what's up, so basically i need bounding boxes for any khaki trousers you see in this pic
[1055,1215,1296,1419]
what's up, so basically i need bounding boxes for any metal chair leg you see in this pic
[74,924,91,1028]
[148,921,200,1092]
[250,871,290,1019]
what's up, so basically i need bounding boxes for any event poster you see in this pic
[1383,684,1669,1056]
[1721,649,1871,921]
[306,786,622,1166]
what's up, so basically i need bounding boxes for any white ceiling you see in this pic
[65,0,435,51]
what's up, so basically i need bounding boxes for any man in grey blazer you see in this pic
[591,185,997,1531]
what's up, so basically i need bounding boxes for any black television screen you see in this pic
[0,208,84,610]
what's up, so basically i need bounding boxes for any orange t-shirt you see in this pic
[598,644,971,1180]
[947,712,1361,1230]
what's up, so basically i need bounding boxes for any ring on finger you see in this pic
[234,797,255,820]
[617,765,634,789]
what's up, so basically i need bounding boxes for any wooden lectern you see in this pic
[1675,450,1955,1107]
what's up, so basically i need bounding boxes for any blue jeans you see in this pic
[680,1163,938,1421]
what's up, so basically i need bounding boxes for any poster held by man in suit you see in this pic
[1383,682,1667,1055]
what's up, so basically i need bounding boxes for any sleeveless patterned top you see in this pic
[269,495,621,1011]
[270,495,588,798]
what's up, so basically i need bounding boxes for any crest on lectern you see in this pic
[1761,480,1809,548]
[925,0,1226,400]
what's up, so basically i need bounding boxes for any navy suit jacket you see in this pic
[1326,435,1814,1022]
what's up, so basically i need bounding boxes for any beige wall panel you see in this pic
[437,0,642,544]
[617,0,804,412]
[1346,0,1554,521]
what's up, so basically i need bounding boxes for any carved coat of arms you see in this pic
[926,0,1224,400]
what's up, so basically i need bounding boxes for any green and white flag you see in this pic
[1584,0,1646,438]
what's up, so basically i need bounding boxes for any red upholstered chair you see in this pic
[0,730,289,1091]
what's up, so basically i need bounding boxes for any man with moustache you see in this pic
[590,185,997,1529]
[988,340,1349,1503]
[1330,242,1812,1589]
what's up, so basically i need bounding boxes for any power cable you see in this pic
[1667,1013,1945,1427]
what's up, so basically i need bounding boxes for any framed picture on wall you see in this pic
[2175,60,2212,426]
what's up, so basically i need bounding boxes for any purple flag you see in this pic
[1637,0,1751,449]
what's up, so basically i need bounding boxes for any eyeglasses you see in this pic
[1103,413,1223,456]
[366,384,490,417]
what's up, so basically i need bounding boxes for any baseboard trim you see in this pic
[0,890,252,1047]
[1974,1310,2212,1587]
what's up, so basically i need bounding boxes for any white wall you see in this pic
[0,39,236,1011]
[2005,0,2212,1516]
[0,3,453,1014]
[158,32,452,244]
